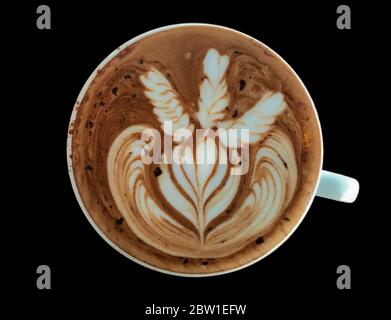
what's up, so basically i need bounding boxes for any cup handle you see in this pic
[315,170,359,203]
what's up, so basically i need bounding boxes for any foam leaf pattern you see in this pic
[220,91,287,146]
[198,49,230,129]
[140,67,194,141]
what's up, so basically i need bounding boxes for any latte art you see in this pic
[69,25,322,274]
[107,49,298,258]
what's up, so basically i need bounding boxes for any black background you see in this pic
[9,0,387,316]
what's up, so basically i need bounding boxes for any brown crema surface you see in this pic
[69,25,321,274]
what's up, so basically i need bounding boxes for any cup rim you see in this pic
[67,22,324,277]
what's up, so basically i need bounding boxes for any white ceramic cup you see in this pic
[67,23,359,277]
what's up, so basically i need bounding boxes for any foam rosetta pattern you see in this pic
[107,49,298,258]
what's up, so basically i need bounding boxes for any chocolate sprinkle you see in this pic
[115,217,124,225]
[239,79,246,90]
[153,167,162,177]
[85,121,94,129]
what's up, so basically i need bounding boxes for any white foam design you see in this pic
[198,49,230,128]
[220,91,287,146]
[107,49,298,258]
[140,67,194,141]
